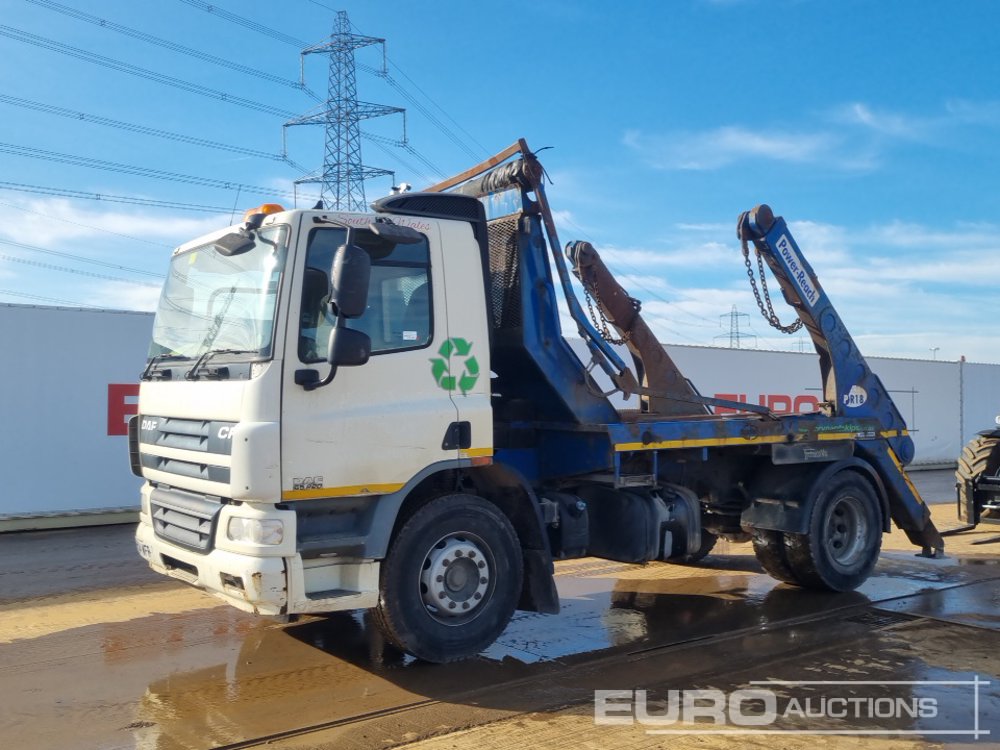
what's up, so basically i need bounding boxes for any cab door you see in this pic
[280,221,459,502]
[437,219,493,461]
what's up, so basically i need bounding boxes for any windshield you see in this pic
[149,224,289,360]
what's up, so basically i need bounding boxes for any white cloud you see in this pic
[623,126,856,171]
[834,103,926,139]
[599,240,733,270]
[0,196,230,248]
[561,214,1000,362]
[91,281,161,312]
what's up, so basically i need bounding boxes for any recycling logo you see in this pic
[430,337,480,395]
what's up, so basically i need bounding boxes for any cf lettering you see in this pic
[218,426,234,440]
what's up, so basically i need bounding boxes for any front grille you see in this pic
[150,487,223,552]
[139,416,235,455]
[140,453,230,484]
[486,215,522,329]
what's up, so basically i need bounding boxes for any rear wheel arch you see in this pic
[743,458,890,536]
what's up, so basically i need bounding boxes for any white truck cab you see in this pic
[133,200,493,618]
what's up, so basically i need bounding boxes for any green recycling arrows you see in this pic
[430,337,480,395]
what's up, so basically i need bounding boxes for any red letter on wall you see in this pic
[108,383,140,436]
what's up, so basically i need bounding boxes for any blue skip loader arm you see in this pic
[738,205,944,555]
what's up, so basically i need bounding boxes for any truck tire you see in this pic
[783,472,882,591]
[956,436,1000,520]
[674,529,717,564]
[751,529,800,584]
[372,493,523,663]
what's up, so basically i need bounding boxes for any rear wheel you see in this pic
[783,473,882,591]
[372,493,522,663]
[956,436,1000,521]
[751,528,800,584]
[673,529,717,564]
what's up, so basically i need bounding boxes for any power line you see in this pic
[360,134,433,185]
[0,236,164,277]
[0,181,230,213]
[383,60,489,157]
[0,289,107,308]
[0,199,173,249]
[27,0,317,96]
[178,0,309,48]
[0,253,161,287]
[179,0,464,172]
[0,24,297,118]
[356,61,478,163]
[0,93,309,171]
[361,130,442,181]
[558,213,722,334]
[0,141,307,200]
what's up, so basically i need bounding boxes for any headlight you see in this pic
[227,517,284,545]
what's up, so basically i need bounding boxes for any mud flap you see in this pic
[518,548,560,615]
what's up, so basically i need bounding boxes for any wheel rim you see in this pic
[419,532,494,625]
[823,493,870,571]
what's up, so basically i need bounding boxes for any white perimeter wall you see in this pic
[1,305,996,517]
[664,345,970,467]
[0,304,153,516]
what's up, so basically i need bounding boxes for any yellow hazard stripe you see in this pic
[885,445,925,507]
[614,430,904,453]
[460,447,494,458]
[615,435,788,452]
[280,447,494,500]
[281,483,405,501]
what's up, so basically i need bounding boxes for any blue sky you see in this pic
[1,0,998,362]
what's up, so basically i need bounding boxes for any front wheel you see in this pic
[372,493,523,663]
[783,473,882,591]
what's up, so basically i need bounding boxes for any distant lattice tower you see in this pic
[715,304,756,349]
[285,10,401,211]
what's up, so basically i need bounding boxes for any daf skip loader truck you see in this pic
[131,139,944,662]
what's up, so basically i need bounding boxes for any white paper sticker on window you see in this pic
[403,330,418,341]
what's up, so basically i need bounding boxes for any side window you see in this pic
[299,227,432,363]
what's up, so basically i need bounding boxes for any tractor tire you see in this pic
[783,472,882,592]
[751,528,801,584]
[372,493,522,663]
[956,436,1000,521]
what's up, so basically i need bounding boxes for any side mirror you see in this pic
[330,244,370,319]
[327,326,371,367]
[213,230,255,256]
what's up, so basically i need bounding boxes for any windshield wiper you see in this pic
[185,348,258,380]
[140,353,188,381]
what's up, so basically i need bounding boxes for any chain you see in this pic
[583,282,640,346]
[742,240,803,334]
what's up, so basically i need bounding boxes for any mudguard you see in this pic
[741,458,891,535]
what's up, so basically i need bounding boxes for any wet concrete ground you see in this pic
[1,470,998,750]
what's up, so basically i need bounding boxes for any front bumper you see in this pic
[135,516,380,615]
[135,519,288,615]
